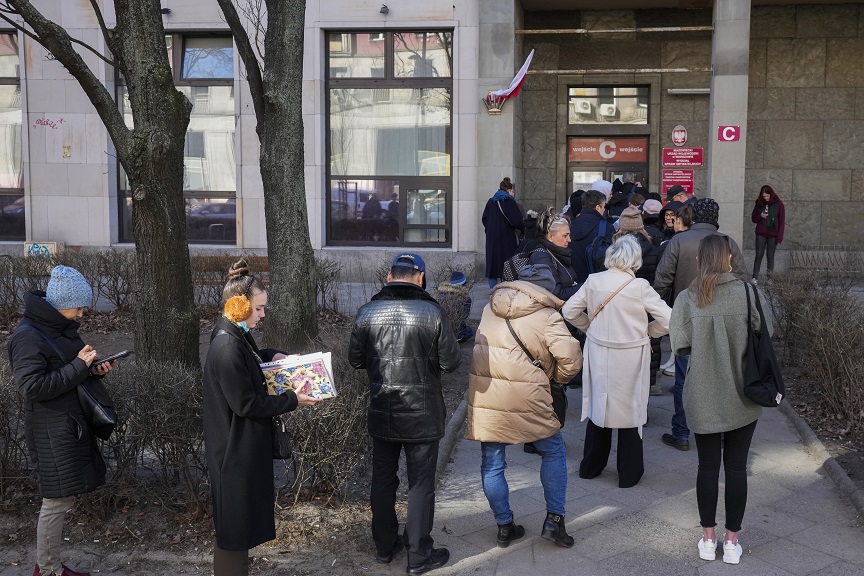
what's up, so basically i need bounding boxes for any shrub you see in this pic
[315,256,343,314]
[97,249,137,312]
[0,358,29,497]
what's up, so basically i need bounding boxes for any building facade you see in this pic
[0,1,861,274]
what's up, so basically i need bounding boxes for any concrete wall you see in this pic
[519,4,864,252]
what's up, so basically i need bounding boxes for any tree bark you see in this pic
[220,0,318,353]
[7,0,199,367]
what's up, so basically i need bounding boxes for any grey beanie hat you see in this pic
[517,263,557,293]
[45,265,92,310]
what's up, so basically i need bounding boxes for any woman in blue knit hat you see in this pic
[8,265,117,576]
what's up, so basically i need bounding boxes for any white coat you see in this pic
[562,268,671,437]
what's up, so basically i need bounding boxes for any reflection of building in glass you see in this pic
[568,87,649,125]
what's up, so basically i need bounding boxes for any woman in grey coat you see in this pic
[669,235,763,566]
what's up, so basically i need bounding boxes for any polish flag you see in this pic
[485,49,535,103]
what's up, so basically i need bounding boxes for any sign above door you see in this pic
[568,137,648,163]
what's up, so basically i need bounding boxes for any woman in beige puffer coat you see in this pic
[468,278,582,549]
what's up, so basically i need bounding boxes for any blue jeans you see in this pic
[488,278,500,289]
[672,354,690,440]
[480,432,566,525]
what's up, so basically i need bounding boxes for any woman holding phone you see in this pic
[8,266,115,576]
[202,259,321,576]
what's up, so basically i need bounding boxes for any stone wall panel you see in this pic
[745,120,767,170]
[764,121,823,169]
[661,40,712,70]
[766,39,826,88]
[852,170,864,202]
[820,202,864,245]
[826,38,864,88]
[792,170,851,202]
[529,42,560,71]
[857,88,864,119]
[748,88,795,120]
[558,40,661,70]
[795,5,859,39]
[794,88,855,120]
[823,121,864,170]
[745,170,792,202]
[522,122,557,170]
[660,94,695,122]
[750,6,796,39]
[522,88,556,122]
[749,39,767,88]
[783,201,821,248]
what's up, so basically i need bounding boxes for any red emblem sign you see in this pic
[662,147,704,167]
[718,126,741,141]
[672,125,687,147]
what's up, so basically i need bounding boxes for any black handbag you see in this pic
[16,322,117,440]
[743,283,785,407]
[505,319,567,427]
[214,328,293,459]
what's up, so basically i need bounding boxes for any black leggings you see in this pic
[753,235,777,279]
[694,420,758,532]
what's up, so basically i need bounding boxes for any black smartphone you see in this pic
[93,350,133,366]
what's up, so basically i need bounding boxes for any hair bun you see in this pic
[227,258,250,281]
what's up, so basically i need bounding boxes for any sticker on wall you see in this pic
[672,125,687,147]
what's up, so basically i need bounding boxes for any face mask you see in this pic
[236,320,250,332]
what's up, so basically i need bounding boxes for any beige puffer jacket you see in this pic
[467,281,583,444]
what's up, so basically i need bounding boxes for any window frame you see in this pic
[325,29,454,248]
[566,84,652,136]
[0,30,23,241]
[116,32,237,244]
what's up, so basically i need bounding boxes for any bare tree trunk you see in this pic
[219,0,318,353]
[5,0,199,367]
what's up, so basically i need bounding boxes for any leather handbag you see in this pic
[16,322,117,440]
[743,283,785,407]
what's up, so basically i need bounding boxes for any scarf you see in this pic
[540,238,573,268]
[491,189,512,202]
[766,202,777,230]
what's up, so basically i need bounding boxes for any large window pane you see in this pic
[180,86,236,191]
[394,32,452,78]
[0,85,22,189]
[0,193,24,240]
[187,198,236,243]
[328,33,385,78]
[0,34,19,77]
[330,88,450,177]
[182,37,233,79]
[568,86,648,125]
[329,179,399,242]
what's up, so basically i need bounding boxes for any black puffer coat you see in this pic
[529,240,579,300]
[7,291,106,498]
[203,317,298,551]
[349,283,461,443]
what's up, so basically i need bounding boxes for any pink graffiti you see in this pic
[32,117,65,130]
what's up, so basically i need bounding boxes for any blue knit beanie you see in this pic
[45,265,92,310]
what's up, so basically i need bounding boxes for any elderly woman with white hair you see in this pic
[562,236,672,488]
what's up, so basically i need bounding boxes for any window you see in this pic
[326,30,453,246]
[118,34,236,244]
[568,86,649,125]
[0,32,23,240]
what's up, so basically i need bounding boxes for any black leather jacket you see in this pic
[349,282,461,443]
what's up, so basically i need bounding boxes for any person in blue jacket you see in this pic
[569,189,615,282]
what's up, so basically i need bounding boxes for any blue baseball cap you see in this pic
[391,253,426,274]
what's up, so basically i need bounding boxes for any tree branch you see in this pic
[215,0,265,125]
[68,34,117,67]
[0,9,42,45]
[6,0,129,152]
[87,0,116,54]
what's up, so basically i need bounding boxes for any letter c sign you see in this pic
[718,126,741,142]
[599,140,617,159]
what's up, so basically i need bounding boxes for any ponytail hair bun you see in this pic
[499,177,513,191]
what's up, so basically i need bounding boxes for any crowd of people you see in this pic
[6,178,777,575]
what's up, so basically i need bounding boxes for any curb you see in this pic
[779,400,864,519]
[436,399,467,485]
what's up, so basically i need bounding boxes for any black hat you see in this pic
[659,201,683,218]
[665,185,686,201]
[693,198,720,228]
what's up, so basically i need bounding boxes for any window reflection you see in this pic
[330,88,450,177]
[0,193,24,239]
[0,85,22,189]
[568,86,649,125]
[187,198,236,242]
[0,34,19,77]
[182,37,233,79]
[393,32,452,78]
[328,33,385,78]
[329,179,400,242]
[180,86,236,191]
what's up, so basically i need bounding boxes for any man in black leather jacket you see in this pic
[349,253,461,575]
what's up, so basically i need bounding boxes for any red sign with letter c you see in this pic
[718,126,741,142]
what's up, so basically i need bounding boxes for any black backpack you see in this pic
[502,247,541,282]
[585,220,611,274]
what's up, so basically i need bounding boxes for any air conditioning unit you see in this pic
[573,99,593,114]
[599,104,618,117]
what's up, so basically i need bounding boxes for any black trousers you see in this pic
[371,438,438,567]
[579,419,644,488]
[694,420,758,532]
[753,235,777,279]
[214,546,249,576]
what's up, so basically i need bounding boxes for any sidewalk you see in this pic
[427,372,864,575]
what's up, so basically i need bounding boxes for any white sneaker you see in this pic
[723,541,742,564]
[698,538,716,561]
[660,357,674,371]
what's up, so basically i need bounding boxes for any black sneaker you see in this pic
[406,548,450,574]
[376,535,404,564]
[661,433,690,451]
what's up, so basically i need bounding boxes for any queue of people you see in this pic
[7,179,772,575]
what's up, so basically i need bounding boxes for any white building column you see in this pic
[706,0,751,247]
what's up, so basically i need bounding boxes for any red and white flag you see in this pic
[485,49,535,103]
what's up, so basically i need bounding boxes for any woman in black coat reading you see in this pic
[203,259,321,576]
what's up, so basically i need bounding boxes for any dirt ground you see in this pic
[0,312,476,575]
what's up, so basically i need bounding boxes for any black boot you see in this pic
[496,521,525,548]
[540,512,574,548]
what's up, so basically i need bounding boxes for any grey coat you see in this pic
[654,223,747,302]
[669,274,764,434]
